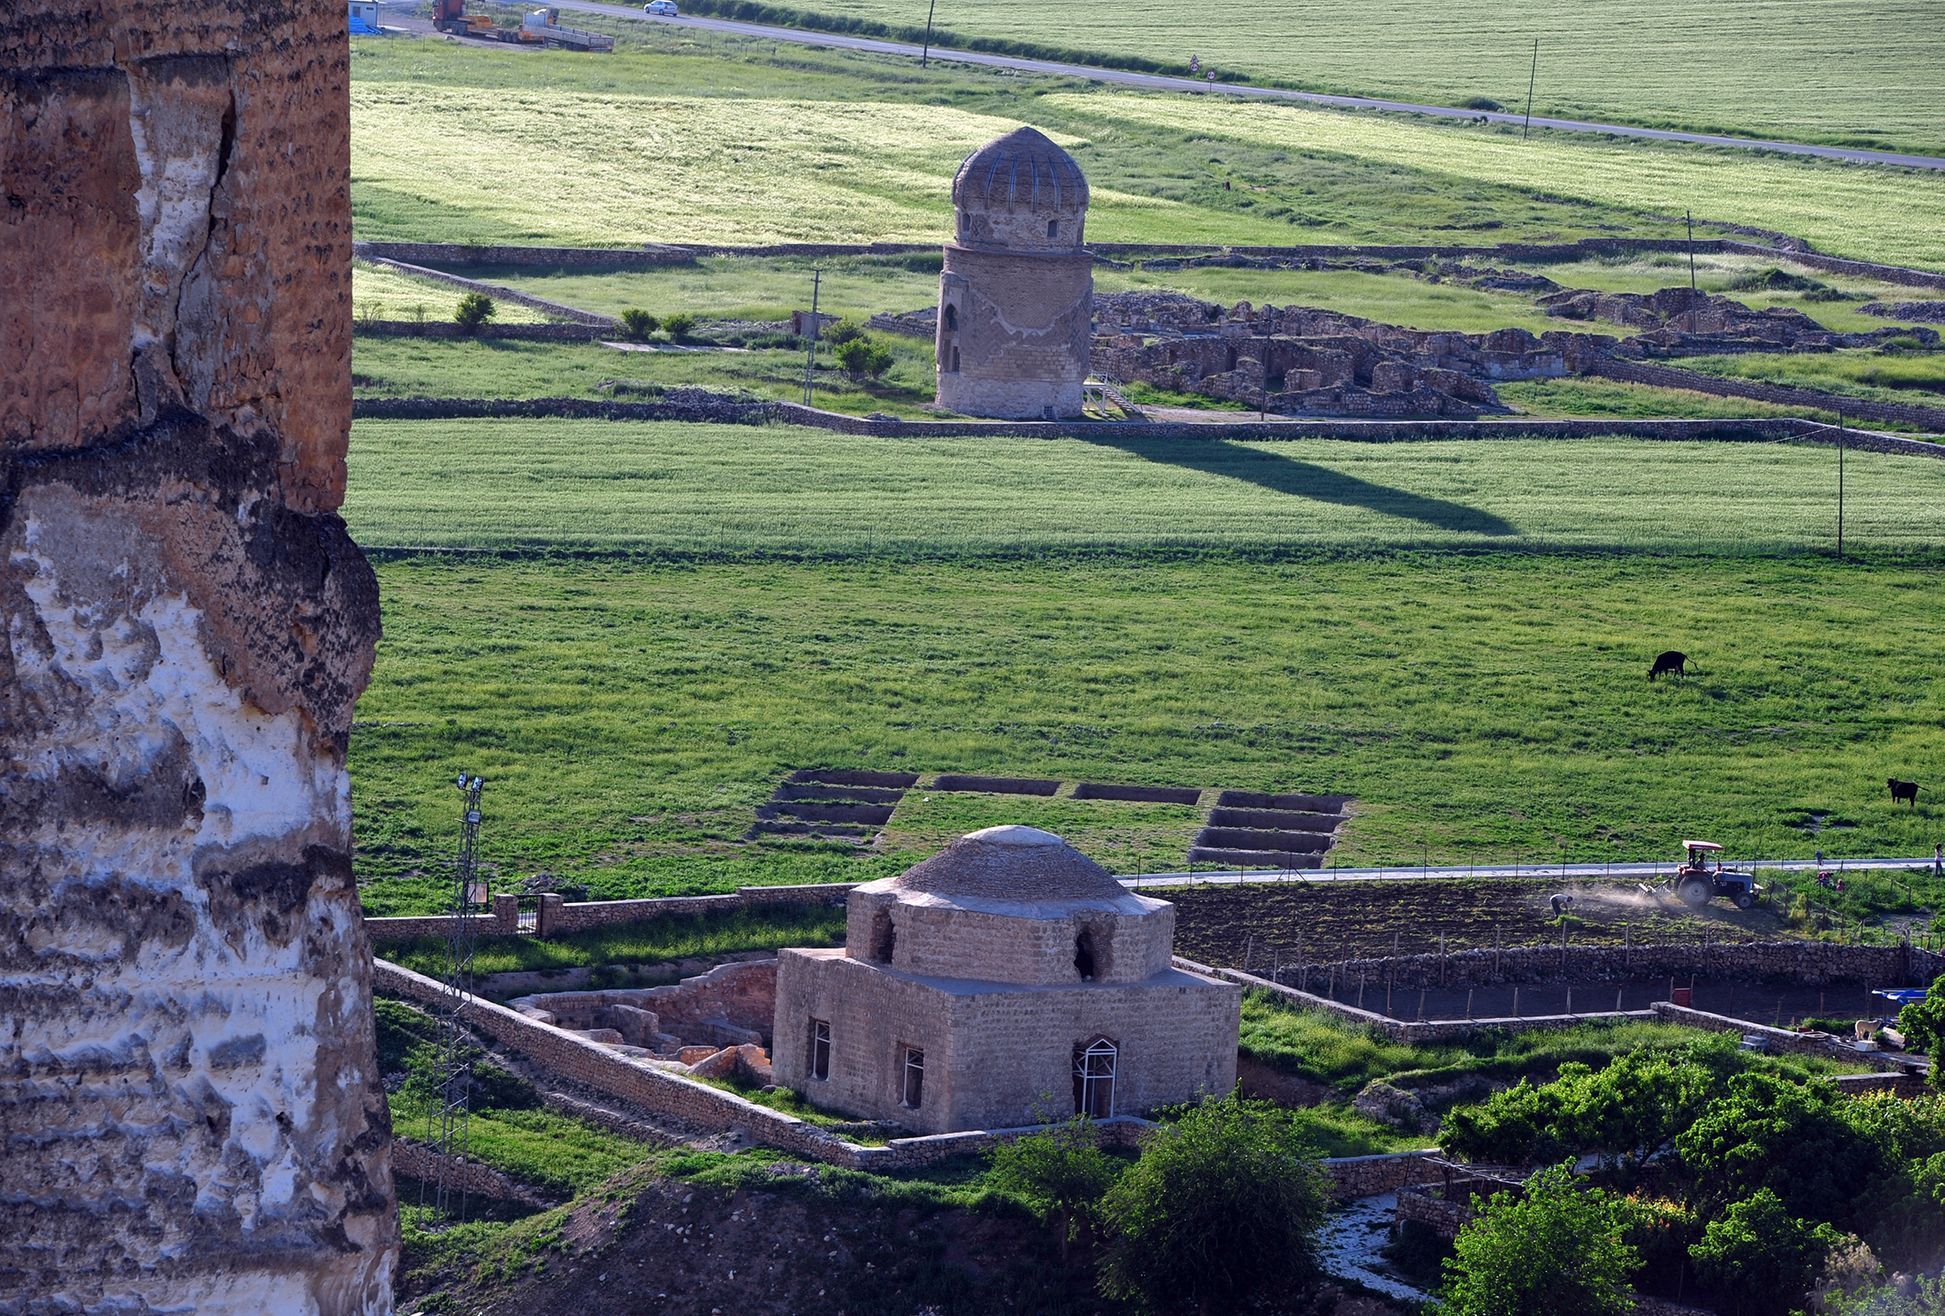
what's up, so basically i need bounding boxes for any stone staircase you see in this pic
[1188,789,1356,871]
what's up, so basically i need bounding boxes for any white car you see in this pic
[644,0,677,14]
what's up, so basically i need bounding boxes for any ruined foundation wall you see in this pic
[1,5,395,1312]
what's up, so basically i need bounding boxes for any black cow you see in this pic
[1648,650,1694,682]
[1889,778,1920,808]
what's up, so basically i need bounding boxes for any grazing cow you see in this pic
[1889,778,1920,808]
[1648,650,1694,681]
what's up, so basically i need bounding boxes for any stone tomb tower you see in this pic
[772,826,1238,1134]
[935,128,1095,419]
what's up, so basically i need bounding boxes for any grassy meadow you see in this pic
[1681,348,1945,408]
[348,35,1945,267]
[352,334,942,416]
[1526,251,1945,334]
[351,260,549,324]
[714,0,1944,152]
[345,420,1945,556]
[344,420,1945,915]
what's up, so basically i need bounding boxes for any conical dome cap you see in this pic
[951,127,1089,214]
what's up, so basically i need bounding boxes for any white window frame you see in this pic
[1075,1038,1117,1118]
[808,1018,831,1081]
[900,1046,925,1109]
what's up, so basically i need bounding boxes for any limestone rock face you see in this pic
[1,4,395,1312]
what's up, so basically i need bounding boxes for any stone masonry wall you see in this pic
[1590,357,1945,433]
[2,5,395,1314]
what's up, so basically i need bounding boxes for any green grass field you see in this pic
[1494,379,1829,424]
[717,0,1943,152]
[349,37,1945,267]
[1525,252,1945,335]
[352,260,549,324]
[352,334,941,416]
[345,420,1945,555]
[344,420,1945,915]
[1680,348,1945,408]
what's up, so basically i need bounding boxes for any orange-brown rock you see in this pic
[1,3,393,1312]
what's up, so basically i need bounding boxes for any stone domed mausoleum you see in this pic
[934,127,1096,419]
[772,826,1239,1134]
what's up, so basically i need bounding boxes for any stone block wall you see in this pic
[2,4,395,1312]
[937,244,1092,419]
[1590,357,1945,433]
[844,888,1175,985]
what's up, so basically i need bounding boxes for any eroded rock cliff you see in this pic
[2,4,394,1311]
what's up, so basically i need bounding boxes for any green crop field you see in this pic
[722,0,1943,153]
[351,260,549,324]
[1045,92,1945,271]
[348,37,1945,267]
[1681,348,1945,408]
[352,334,942,416]
[343,419,1945,916]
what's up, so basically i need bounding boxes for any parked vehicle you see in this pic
[645,0,678,14]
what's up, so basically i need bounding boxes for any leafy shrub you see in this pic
[1442,1163,1640,1316]
[822,317,867,347]
[1689,1189,1847,1316]
[618,308,660,340]
[661,312,697,339]
[833,335,894,381]
[454,291,497,332]
[1098,1092,1327,1313]
[986,1114,1117,1262]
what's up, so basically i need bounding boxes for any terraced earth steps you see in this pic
[749,768,920,843]
[1192,788,1357,872]
[1071,781,1204,805]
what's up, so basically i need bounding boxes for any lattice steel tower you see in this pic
[424,773,485,1221]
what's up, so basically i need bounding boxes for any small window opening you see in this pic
[951,346,961,374]
[1074,1038,1117,1118]
[944,304,958,331]
[1047,219,1059,240]
[901,1047,925,1108]
[870,910,896,963]
[1074,927,1097,981]
[808,1018,831,1081]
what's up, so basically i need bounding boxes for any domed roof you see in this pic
[873,825,1140,910]
[952,127,1089,214]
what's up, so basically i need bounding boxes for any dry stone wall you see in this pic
[2,4,394,1313]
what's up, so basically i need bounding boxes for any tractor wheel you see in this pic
[1677,878,1711,908]
[1734,891,1757,910]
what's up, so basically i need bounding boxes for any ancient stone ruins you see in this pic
[2,4,395,1312]
[775,826,1240,1133]
[936,128,1096,420]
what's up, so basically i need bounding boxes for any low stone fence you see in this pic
[1590,356,1945,434]
[351,393,777,425]
[365,883,854,945]
[390,1138,551,1208]
[1322,1150,1443,1199]
[1278,940,1945,995]
[354,320,608,342]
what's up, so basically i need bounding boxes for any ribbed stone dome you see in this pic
[951,127,1089,215]
[880,825,1133,906]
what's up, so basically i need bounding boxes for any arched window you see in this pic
[1073,1038,1116,1118]
[943,304,958,331]
[871,910,896,963]
[1047,219,1059,240]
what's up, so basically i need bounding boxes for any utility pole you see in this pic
[921,0,937,67]
[1836,410,1846,558]
[1685,209,1697,292]
[1522,39,1539,140]
[802,266,822,407]
[426,773,485,1223]
[1259,331,1270,421]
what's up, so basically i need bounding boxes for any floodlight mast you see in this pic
[424,773,487,1221]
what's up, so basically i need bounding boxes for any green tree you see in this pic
[822,316,867,347]
[1097,1091,1328,1316]
[1827,1271,1945,1316]
[618,308,660,340]
[833,335,894,382]
[1898,976,1945,1084]
[1440,1163,1640,1316]
[1675,1072,1880,1227]
[987,1114,1117,1264]
[1688,1189,1845,1316]
[661,312,697,339]
[453,291,496,332]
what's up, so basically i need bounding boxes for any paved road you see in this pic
[1120,855,1944,889]
[538,0,1945,171]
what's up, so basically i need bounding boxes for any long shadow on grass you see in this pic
[1079,433,1518,537]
